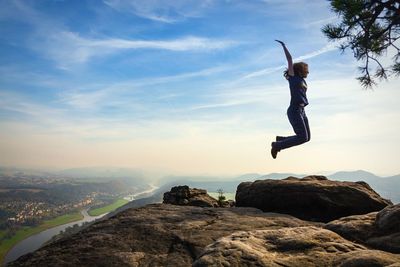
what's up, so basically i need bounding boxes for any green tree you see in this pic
[322,0,400,88]
[217,189,226,206]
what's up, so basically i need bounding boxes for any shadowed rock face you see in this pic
[163,185,219,207]
[376,204,400,233]
[193,227,400,267]
[326,204,400,253]
[8,204,313,267]
[235,176,392,222]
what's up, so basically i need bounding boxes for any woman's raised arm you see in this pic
[275,40,294,76]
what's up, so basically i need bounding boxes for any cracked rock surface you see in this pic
[325,204,400,253]
[193,227,400,267]
[9,204,313,267]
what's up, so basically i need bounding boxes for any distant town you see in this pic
[0,171,148,235]
[1,192,95,226]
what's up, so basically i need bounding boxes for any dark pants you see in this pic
[275,105,310,150]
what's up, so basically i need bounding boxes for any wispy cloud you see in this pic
[88,36,234,51]
[103,0,215,23]
[43,31,237,69]
[0,90,65,125]
[240,65,286,80]
[57,65,231,110]
[295,42,337,61]
[190,84,284,111]
[238,43,337,80]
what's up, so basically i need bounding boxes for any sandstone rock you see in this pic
[193,227,400,267]
[376,204,400,233]
[9,187,399,267]
[325,204,400,253]
[9,204,312,267]
[324,212,378,241]
[367,233,400,254]
[163,185,219,207]
[236,176,391,222]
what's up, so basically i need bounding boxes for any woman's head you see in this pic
[294,62,309,78]
[284,62,309,79]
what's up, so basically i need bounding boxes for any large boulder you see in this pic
[325,204,400,253]
[163,185,219,207]
[193,227,400,267]
[235,176,391,222]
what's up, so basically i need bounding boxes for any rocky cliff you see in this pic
[8,176,400,267]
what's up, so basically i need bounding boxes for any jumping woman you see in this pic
[271,40,310,159]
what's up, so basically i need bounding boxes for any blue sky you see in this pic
[1,0,399,176]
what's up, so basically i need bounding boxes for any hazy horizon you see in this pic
[1,165,399,179]
[1,1,399,177]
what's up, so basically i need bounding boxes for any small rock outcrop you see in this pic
[325,204,400,253]
[235,176,392,222]
[163,185,219,207]
[193,227,400,266]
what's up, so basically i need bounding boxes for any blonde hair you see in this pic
[284,62,308,79]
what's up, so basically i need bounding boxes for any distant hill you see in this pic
[328,170,381,182]
[0,166,150,184]
[327,170,400,204]
[57,167,146,180]
[0,167,59,178]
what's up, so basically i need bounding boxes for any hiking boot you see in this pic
[271,142,279,159]
[276,136,286,141]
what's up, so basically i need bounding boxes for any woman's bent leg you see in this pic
[274,107,309,150]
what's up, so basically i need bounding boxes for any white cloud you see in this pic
[90,36,234,51]
[40,31,238,69]
[103,0,215,23]
[295,42,337,62]
[239,65,286,80]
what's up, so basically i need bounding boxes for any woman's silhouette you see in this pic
[271,40,311,159]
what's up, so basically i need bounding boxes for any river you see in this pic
[123,184,159,201]
[3,209,105,265]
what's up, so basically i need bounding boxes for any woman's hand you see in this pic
[275,40,293,76]
[275,40,285,46]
